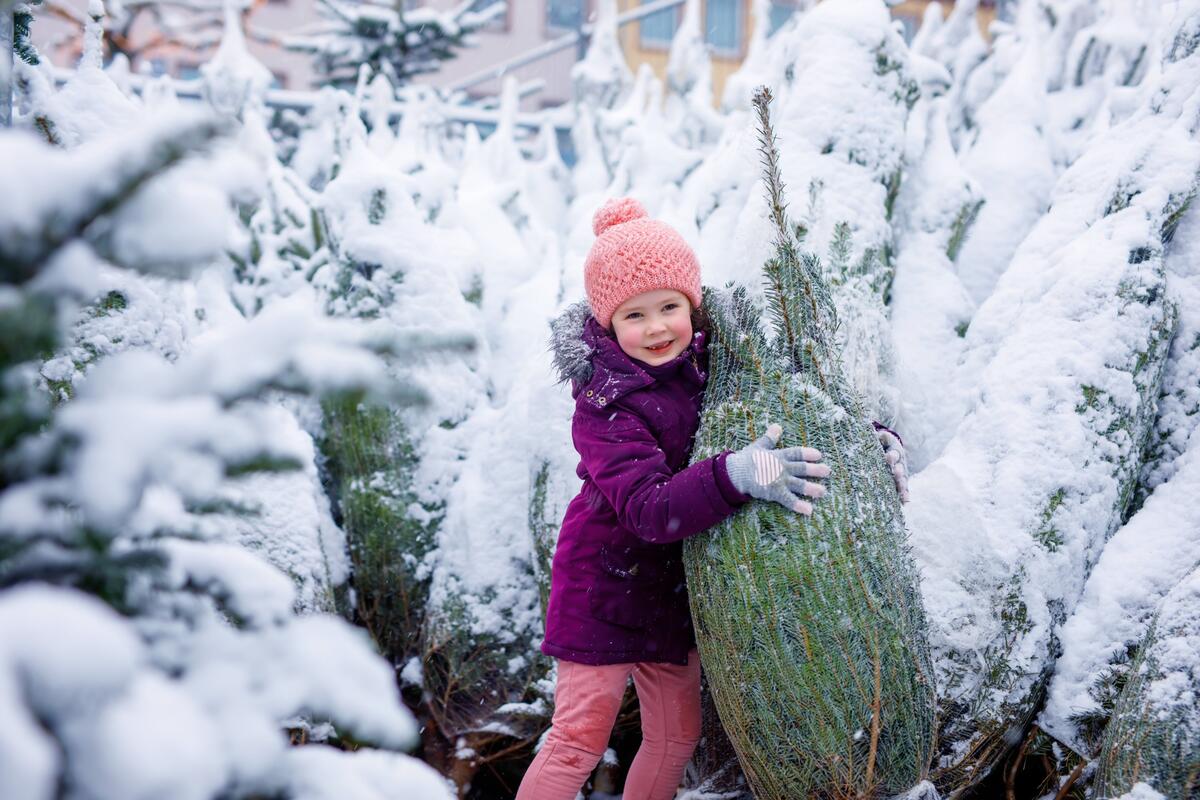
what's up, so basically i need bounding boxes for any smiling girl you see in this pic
[516,198,837,800]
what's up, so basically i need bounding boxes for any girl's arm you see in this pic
[573,409,748,544]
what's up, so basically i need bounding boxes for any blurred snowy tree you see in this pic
[285,0,504,90]
[0,4,473,791]
[0,107,460,798]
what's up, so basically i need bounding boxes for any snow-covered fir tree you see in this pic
[285,0,505,90]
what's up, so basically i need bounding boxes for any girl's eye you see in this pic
[662,303,679,312]
[625,312,642,320]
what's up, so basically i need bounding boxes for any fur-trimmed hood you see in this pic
[549,300,596,386]
[548,300,708,411]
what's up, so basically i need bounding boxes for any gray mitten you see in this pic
[725,423,831,515]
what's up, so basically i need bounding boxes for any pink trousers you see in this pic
[515,650,702,800]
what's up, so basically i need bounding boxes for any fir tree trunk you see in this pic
[682,87,936,800]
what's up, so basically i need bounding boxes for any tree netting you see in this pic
[682,87,936,800]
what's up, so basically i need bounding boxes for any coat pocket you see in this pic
[586,545,667,630]
[587,584,647,631]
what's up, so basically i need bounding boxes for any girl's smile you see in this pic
[610,288,694,366]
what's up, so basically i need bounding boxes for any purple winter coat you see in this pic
[540,309,750,666]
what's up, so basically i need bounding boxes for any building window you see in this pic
[768,2,795,35]
[639,0,677,47]
[705,0,740,54]
[547,0,585,31]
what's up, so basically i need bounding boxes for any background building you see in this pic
[31,0,1000,106]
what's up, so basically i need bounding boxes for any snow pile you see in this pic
[202,0,274,118]
[664,0,723,149]
[888,92,980,470]
[571,0,633,111]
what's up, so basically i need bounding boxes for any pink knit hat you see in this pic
[584,197,702,329]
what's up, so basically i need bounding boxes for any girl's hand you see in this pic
[873,422,910,503]
[726,424,831,515]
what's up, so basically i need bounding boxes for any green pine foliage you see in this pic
[682,87,936,800]
[13,2,43,66]
[320,394,438,661]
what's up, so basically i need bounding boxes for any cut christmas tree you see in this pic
[905,2,1200,791]
[682,87,936,800]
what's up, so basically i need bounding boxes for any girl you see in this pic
[518,197,904,800]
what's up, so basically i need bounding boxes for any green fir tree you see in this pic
[682,87,936,800]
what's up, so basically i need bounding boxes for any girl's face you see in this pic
[611,288,694,366]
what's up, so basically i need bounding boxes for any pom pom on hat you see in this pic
[583,197,702,329]
[592,197,648,236]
